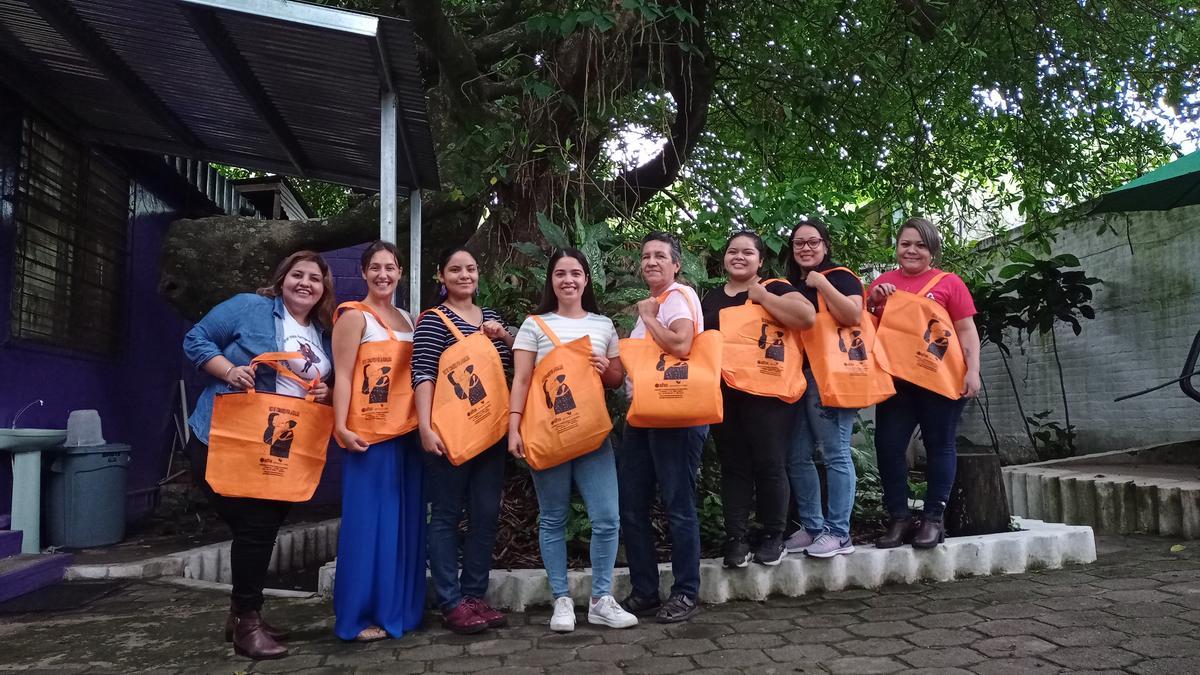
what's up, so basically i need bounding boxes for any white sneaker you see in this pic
[549,596,576,632]
[588,594,638,628]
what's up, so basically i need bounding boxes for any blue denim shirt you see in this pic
[183,293,332,444]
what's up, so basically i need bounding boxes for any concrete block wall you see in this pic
[960,203,1200,457]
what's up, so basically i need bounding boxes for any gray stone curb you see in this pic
[315,518,1094,611]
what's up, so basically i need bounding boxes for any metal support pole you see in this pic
[409,188,422,312]
[380,91,398,302]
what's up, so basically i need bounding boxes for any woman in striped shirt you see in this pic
[412,246,514,635]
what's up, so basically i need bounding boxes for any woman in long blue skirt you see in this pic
[333,433,426,640]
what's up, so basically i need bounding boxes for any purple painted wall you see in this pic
[0,97,194,523]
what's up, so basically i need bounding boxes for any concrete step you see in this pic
[1003,465,1200,537]
[0,553,73,603]
[0,529,22,559]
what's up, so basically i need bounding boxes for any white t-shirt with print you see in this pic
[277,309,330,398]
[513,312,620,366]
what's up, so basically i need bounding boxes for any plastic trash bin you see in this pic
[43,443,131,548]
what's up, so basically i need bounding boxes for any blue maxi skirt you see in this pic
[333,432,427,640]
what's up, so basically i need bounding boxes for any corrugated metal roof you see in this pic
[0,0,439,190]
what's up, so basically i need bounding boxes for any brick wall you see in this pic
[959,203,1200,460]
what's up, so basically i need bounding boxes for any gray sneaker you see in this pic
[784,530,818,553]
[805,532,855,558]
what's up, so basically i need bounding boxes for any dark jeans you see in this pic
[187,437,291,613]
[616,423,707,601]
[425,441,506,611]
[711,387,792,540]
[874,379,966,520]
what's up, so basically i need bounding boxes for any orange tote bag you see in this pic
[620,288,724,428]
[718,278,806,402]
[427,309,510,465]
[333,302,417,446]
[207,352,334,502]
[520,316,613,470]
[800,268,895,408]
[872,272,967,400]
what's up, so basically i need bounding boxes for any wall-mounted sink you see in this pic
[1,428,67,553]
[0,428,67,452]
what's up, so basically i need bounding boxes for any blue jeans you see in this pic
[788,369,857,539]
[617,424,707,601]
[530,438,619,599]
[425,442,506,611]
[874,379,966,520]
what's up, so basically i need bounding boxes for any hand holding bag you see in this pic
[333,302,417,445]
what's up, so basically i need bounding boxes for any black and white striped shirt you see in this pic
[411,304,513,388]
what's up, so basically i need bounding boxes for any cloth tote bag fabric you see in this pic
[207,351,334,502]
[799,268,895,409]
[872,272,966,400]
[427,308,510,465]
[620,288,724,428]
[519,315,613,470]
[717,278,807,403]
[333,301,418,446]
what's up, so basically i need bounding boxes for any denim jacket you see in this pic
[183,293,333,444]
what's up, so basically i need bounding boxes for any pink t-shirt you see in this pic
[630,282,704,338]
[869,268,976,322]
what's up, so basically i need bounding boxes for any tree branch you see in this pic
[402,0,483,100]
[471,22,541,65]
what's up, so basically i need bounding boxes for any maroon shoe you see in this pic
[442,600,488,635]
[232,611,288,660]
[463,596,508,628]
[225,604,289,642]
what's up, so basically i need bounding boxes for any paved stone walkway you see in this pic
[2,534,1199,673]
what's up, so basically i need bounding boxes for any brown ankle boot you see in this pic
[875,517,917,549]
[225,604,289,642]
[232,611,288,660]
[912,518,945,549]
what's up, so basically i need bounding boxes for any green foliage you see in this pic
[1025,410,1076,460]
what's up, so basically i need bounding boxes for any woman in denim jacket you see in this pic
[182,251,335,660]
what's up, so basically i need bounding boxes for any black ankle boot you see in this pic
[912,518,946,549]
[875,517,917,549]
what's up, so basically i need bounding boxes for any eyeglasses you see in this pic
[791,239,824,251]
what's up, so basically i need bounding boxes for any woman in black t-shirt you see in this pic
[701,231,814,568]
[783,219,865,559]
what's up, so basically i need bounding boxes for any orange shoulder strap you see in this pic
[248,351,319,392]
[427,308,468,342]
[530,314,562,347]
[917,272,952,297]
[654,287,701,335]
[334,301,402,342]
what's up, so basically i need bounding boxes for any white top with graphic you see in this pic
[361,307,414,344]
[626,282,704,397]
[278,309,331,398]
[513,312,620,366]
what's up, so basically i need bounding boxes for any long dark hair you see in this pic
[785,218,833,285]
[257,250,336,328]
[723,230,767,277]
[433,245,476,304]
[532,248,600,315]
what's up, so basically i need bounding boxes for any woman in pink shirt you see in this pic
[867,218,981,549]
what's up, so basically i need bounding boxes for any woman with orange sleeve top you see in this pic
[867,217,981,549]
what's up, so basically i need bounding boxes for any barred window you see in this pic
[10,115,129,354]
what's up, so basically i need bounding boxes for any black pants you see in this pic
[710,386,794,539]
[188,436,291,613]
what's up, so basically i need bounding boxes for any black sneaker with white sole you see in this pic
[722,536,753,568]
[754,533,787,566]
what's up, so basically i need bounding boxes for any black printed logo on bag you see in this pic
[362,364,393,404]
[758,322,786,362]
[838,328,868,362]
[923,319,950,361]
[263,412,298,458]
[449,364,487,405]
[543,373,576,415]
[656,353,690,381]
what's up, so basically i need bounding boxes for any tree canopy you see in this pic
[162,0,1200,317]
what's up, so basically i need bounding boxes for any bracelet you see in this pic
[224,364,236,380]
[509,411,523,417]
